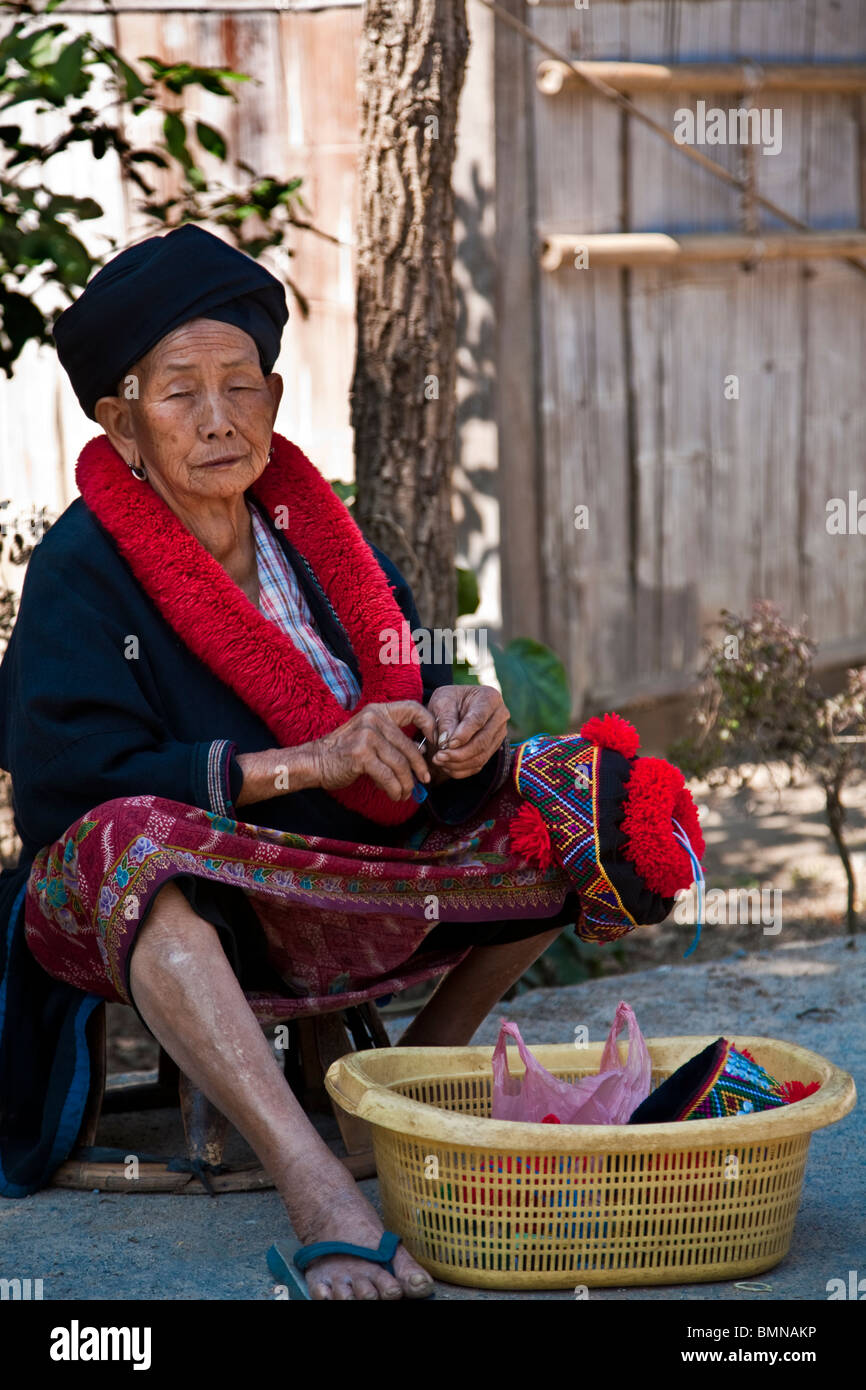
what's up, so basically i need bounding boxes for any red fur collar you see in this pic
[75,431,423,825]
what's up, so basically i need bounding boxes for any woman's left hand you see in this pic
[426,684,510,780]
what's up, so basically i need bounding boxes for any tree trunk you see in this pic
[351,0,469,630]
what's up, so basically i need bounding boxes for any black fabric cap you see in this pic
[52,224,289,419]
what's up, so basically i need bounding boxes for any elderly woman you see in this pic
[0,227,702,1299]
[0,225,589,1300]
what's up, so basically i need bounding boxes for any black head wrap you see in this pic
[52,224,289,419]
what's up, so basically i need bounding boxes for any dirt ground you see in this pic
[104,764,866,1071]
[8,933,859,1302]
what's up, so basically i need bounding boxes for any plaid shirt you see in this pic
[248,500,361,710]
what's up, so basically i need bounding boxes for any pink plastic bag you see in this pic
[490,1002,652,1125]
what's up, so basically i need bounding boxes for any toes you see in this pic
[393,1250,434,1299]
[331,1277,356,1301]
[308,1276,334,1301]
[352,1275,380,1301]
[403,1272,435,1299]
[371,1268,403,1300]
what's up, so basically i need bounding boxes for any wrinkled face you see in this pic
[95,317,283,514]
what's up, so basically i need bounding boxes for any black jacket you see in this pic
[0,496,503,1196]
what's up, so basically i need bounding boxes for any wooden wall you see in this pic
[498,0,866,717]
[2,0,865,723]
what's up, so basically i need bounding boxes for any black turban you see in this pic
[52,224,289,419]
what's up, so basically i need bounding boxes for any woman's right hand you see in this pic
[312,700,437,802]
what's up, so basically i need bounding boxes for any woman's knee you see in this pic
[129,881,222,985]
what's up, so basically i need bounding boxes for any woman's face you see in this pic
[95,317,283,514]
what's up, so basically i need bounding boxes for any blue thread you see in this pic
[672,816,704,958]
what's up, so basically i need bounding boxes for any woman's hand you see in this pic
[312,700,437,802]
[426,685,510,780]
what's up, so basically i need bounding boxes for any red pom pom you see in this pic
[542,1113,561,1124]
[580,712,641,759]
[620,758,706,897]
[509,802,554,870]
[781,1079,821,1104]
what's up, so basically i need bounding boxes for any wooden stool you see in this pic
[50,1000,390,1194]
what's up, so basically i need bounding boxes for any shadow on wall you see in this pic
[453,162,500,593]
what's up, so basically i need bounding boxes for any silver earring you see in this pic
[267,445,274,463]
[128,457,148,481]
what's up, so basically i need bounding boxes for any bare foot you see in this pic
[279,1154,434,1301]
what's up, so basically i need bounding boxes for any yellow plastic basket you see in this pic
[326,1035,856,1289]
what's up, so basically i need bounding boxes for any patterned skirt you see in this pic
[23,778,578,1020]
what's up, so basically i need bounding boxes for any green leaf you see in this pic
[17,224,91,284]
[50,36,88,99]
[27,29,62,70]
[45,193,102,220]
[330,479,356,506]
[162,110,187,162]
[113,55,147,102]
[195,120,227,161]
[452,659,480,686]
[456,566,479,617]
[491,638,571,738]
[0,290,47,372]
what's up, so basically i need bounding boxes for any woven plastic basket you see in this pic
[326,1034,855,1289]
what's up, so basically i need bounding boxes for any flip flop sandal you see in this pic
[266,1232,435,1301]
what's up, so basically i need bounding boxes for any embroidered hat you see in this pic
[508,713,705,943]
[628,1039,820,1123]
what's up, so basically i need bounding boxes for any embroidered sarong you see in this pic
[23,771,576,1017]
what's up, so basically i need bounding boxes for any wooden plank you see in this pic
[494,0,546,644]
[614,0,731,691]
[50,1160,275,1194]
[50,1149,374,1189]
[529,0,635,713]
[452,0,503,642]
[799,259,866,651]
[282,5,363,151]
[277,7,362,479]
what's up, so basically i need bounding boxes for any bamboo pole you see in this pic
[473,0,866,280]
[537,61,866,97]
[540,229,866,271]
